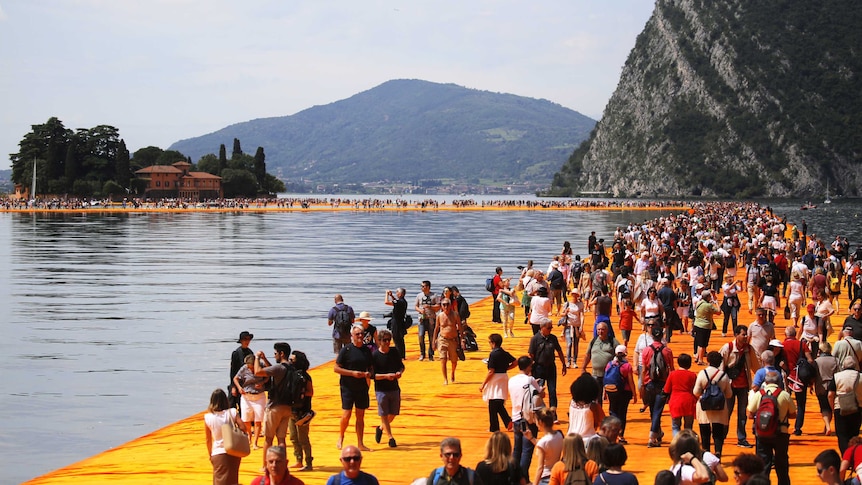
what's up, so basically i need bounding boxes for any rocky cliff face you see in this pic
[551,0,862,198]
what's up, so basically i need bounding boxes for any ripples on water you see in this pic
[1,200,859,483]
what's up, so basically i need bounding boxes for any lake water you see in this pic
[0,196,859,483]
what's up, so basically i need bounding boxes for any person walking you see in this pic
[834,357,862,454]
[480,333,517,433]
[746,371,796,485]
[415,281,441,362]
[372,328,404,448]
[693,351,733,458]
[334,325,374,451]
[204,388,247,485]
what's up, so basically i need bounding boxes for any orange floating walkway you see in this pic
[27,289,842,485]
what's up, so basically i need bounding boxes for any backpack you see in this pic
[403,314,414,330]
[830,275,841,293]
[520,382,544,424]
[428,466,475,485]
[333,306,352,336]
[564,466,590,485]
[604,360,625,392]
[649,343,670,382]
[795,356,816,386]
[485,277,495,292]
[699,370,726,411]
[754,388,783,439]
[269,363,306,407]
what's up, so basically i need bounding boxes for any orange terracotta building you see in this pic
[134,161,222,201]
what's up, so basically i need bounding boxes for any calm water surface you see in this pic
[0,197,859,483]
[0,201,672,483]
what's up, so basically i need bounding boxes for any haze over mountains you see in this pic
[170,79,595,186]
[550,0,862,198]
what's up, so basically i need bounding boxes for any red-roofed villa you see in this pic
[134,161,222,201]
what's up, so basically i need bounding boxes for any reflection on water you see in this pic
[1,200,860,483]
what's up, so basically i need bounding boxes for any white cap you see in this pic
[615,345,627,355]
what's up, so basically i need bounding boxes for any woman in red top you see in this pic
[664,353,698,438]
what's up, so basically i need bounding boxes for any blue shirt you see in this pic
[326,471,380,485]
[752,365,785,390]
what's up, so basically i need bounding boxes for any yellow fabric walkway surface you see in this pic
[28,293,838,485]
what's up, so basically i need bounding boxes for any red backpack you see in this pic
[754,388,783,438]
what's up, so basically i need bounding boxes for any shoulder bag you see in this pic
[839,372,861,416]
[221,410,251,457]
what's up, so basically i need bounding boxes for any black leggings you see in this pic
[488,399,511,432]
[699,422,727,456]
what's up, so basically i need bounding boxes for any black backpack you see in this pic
[699,370,726,411]
[269,363,306,407]
[333,307,352,335]
[649,343,669,382]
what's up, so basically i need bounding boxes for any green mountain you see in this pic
[170,79,595,185]
[550,0,862,198]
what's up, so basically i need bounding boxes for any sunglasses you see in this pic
[380,338,392,342]
[342,455,362,462]
[443,452,462,458]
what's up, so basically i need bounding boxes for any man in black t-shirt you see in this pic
[229,331,254,410]
[384,288,409,359]
[528,319,567,409]
[371,329,405,448]
[334,324,374,451]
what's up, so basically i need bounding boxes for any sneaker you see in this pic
[294,410,316,426]
[375,426,383,444]
[389,438,397,448]
[647,441,661,448]
[737,440,754,448]
[298,465,313,472]
[793,429,802,436]
[419,355,425,361]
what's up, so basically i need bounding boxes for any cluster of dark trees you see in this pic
[9,117,285,198]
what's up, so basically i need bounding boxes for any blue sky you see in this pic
[0,1,655,170]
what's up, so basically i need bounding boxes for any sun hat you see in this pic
[768,339,784,348]
[237,331,254,343]
[356,311,374,321]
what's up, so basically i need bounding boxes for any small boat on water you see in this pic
[801,201,817,210]
[825,181,832,204]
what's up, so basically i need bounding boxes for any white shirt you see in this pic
[508,373,541,421]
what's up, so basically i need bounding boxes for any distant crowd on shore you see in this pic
[0,195,690,211]
[202,200,862,485]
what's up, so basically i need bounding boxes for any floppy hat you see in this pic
[356,311,374,321]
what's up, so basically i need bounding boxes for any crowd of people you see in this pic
[1,195,690,212]
[203,200,862,485]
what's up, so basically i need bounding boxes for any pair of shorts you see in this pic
[376,390,401,416]
[693,326,711,349]
[437,337,459,361]
[340,385,370,410]
[240,392,266,422]
[263,404,292,440]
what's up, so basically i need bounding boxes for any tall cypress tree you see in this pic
[231,138,242,160]
[253,147,266,184]
[64,137,79,190]
[218,144,227,175]
[115,139,130,188]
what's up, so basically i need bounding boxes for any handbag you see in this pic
[839,373,861,416]
[221,411,251,457]
[783,305,791,320]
